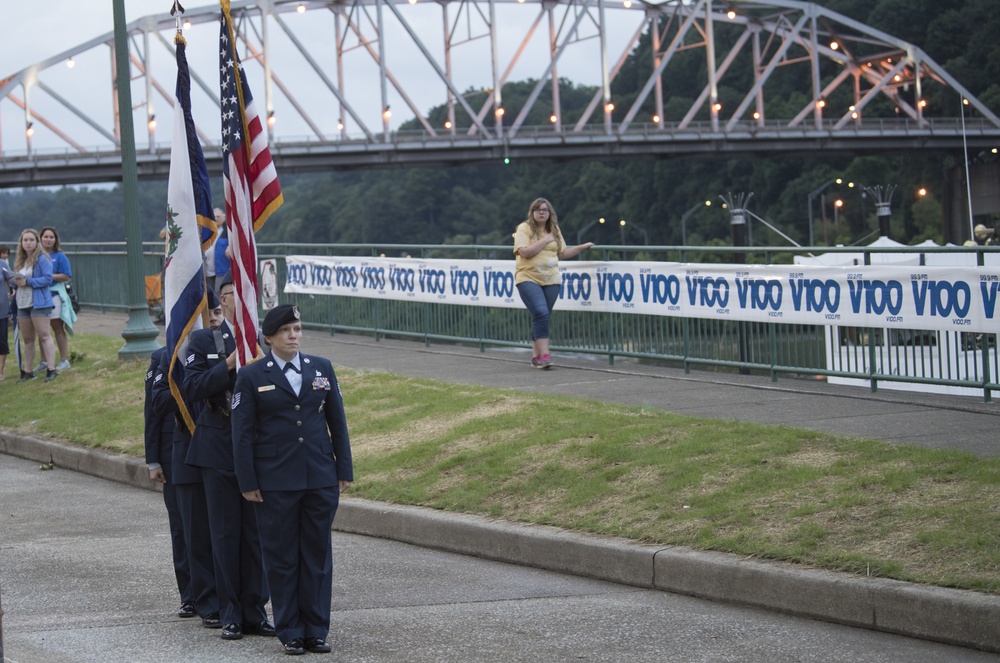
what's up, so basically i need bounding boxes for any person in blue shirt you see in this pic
[213,209,231,292]
[35,226,75,372]
[0,244,12,380]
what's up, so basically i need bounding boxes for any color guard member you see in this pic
[232,305,354,656]
[184,276,273,640]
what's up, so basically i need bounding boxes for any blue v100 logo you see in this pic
[911,280,971,318]
[685,276,729,308]
[735,278,782,311]
[789,278,840,313]
[596,272,634,302]
[639,274,681,305]
[847,279,903,315]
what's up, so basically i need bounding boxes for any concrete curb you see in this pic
[3,432,998,654]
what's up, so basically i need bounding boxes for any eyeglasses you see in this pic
[219,290,234,299]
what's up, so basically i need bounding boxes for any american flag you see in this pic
[219,0,283,368]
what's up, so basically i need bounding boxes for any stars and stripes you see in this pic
[219,0,283,369]
[165,32,218,432]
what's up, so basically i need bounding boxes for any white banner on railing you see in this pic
[284,255,1000,333]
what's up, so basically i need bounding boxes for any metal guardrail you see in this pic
[60,241,1000,401]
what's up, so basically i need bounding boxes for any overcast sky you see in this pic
[2,0,644,155]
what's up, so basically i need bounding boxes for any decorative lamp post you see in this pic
[721,192,753,264]
[864,185,897,238]
[721,192,752,374]
[113,0,160,360]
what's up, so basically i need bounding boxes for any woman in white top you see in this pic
[12,228,58,382]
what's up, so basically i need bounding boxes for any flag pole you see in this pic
[113,0,161,360]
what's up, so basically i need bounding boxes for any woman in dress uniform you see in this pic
[232,304,354,656]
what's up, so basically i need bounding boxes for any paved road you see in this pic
[3,452,998,663]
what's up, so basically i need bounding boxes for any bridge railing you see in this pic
[3,117,999,162]
[58,241,1000,400]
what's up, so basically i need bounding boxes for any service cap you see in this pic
[206,287,221,309]
[262,304,301,336]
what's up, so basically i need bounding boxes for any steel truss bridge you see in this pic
[1,0,999,187]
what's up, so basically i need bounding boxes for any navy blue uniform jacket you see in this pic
[144,348,175,467]
[183,322,237,471]
[231,351,353,493]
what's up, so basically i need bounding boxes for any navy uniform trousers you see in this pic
[232,351,354,645]
[184,323,268,628]
[152,349,218,619]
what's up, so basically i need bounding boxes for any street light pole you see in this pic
[807,178,841,247]
[113,0,160,360]
[576,217,606,245]
[680,200,711,245]
[620,219,649,245]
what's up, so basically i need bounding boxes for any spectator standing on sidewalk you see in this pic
[35,226,75,372]
[512,198,594,369]
[0,244,13,380]
[12,229,58,383]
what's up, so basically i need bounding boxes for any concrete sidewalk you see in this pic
[6,452,998,663]
[3,311,999,657]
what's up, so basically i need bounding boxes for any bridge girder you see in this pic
[1,0,998,186]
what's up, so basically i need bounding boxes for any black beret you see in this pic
[206,287,221,309]
[261,304,300,336]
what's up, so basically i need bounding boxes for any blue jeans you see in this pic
[516,282,560,341]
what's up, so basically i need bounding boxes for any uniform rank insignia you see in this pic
[186,353,195,365]
[231,392,241,410]
[312,376,331,390]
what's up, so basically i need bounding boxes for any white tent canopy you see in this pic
[794,237,1000,267]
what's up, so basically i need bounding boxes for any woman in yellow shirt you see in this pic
[513,198,594,369]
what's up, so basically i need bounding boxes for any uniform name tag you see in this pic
[258,385,276,392]
[207,353,220,359]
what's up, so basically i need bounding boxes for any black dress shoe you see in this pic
[304,637,332,653]
[202,613,222,629]
[244,619,277,636]
[177,602,196,618]
[221,623,243,640]
[283,638,305,655]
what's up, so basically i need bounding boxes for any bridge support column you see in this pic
[113,0,160,361]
